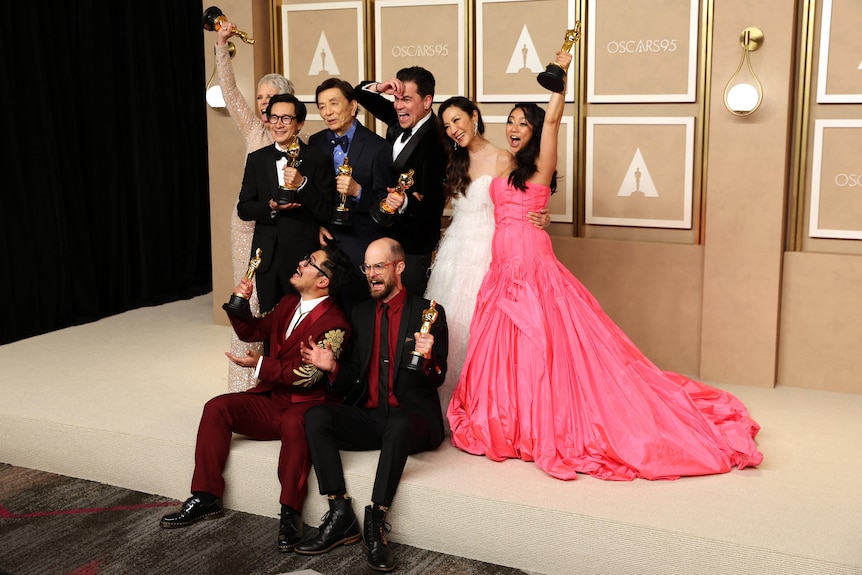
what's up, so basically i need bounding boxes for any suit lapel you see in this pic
[394,114,434,171]
[282,297,336,351]
[394,295,416,372]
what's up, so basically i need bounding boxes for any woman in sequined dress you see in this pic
[215,21,295,392]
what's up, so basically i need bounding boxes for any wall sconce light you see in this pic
[205,41,235,109]
[723,27,764,116]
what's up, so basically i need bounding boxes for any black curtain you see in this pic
[1,2,212,344]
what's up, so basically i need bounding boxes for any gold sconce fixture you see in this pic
[723,27,764,116]
[205,41,235,110]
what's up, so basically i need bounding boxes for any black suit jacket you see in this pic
[334,292,448,447]
[236,142,334,277]
[308,121,394,268]
[354,82,448,256]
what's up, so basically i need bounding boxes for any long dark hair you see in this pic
[507,103,557,194]
[438,96,484,198]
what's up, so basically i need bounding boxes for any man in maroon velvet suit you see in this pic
[159,244,352,554]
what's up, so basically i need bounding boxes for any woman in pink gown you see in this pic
[447,51,763,481]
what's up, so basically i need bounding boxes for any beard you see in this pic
[368,276,396,300]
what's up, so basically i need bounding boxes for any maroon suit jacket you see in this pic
[228,294,350,409]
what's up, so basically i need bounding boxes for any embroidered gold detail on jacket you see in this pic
[292,328,347,388]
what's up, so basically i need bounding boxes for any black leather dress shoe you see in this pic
[278,511,303,552]
[159,495,224,529]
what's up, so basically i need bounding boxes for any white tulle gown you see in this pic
[425,175,495,427]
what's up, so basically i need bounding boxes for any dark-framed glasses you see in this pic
[302,254,329,278]
[358,261,401,275]
[269,114,297,125]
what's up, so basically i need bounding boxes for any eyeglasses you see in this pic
[358,261,401,275]
[269,114,297,125]
[302,254,329,278]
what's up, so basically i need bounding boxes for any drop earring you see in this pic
[473,123,478,136]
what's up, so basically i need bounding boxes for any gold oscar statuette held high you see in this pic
[331,157,353,227]
[202,6,255,45]
[404,300,438,372]
[537,24,581,93]
[371,169,415,227]
[223,248,262,319]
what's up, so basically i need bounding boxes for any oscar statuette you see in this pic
[404,300,438,372]
[331,157,352,227]
[536,24,581,93]
[277,136,303,205]
[370,169,415,227]
[222,248,262,320]
[202,6,255,45]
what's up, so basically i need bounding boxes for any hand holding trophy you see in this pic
[202,6,255,45]
[371,169,415,227]
[277,136,303,205]
[223,248,262,319]
[537,24,581,93]
[404,300,439,372]
[331,157,353,227]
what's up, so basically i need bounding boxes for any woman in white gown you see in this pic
[425,97,548,424]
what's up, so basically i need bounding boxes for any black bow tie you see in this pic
[331,135,349,152]
[275,150,289,160]
[399,127,412,143]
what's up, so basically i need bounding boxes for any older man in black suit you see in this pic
[354,68,448,296]
[309,78,396,317]
[295,237,448,573]
[237,94,334,315]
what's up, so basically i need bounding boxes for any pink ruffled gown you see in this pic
[447,177,763,481]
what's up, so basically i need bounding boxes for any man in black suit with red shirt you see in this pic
[295,238,448,572]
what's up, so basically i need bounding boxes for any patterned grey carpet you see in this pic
[0,464,529,575]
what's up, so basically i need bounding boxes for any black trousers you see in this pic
[304,404,437,507]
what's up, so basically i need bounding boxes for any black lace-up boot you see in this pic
[362,505,394,572]
[294,496,360,555]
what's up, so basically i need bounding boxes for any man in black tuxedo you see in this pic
[237,94,334,315]
[309,78,396,317]
[294,238,448,573]
[354,68,448,296]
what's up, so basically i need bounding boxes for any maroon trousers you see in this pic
[190,392,321,511]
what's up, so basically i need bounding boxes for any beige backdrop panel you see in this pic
[588,120,691,226]
[813,124,862,234]
[478,0,570,101]
[819,0,862,99]
[280,3,363,97]
[589,0,696,100]
[375,2,462,99]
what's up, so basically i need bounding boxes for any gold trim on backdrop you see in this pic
[698,0,714,245]
[788,0,816,251]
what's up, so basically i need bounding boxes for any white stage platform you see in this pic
[1,295,860,575]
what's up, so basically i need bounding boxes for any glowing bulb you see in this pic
[725,83,760,114]
[206,85,226,109]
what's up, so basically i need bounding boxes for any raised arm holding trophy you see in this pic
[537,24,581,93]
[202,6,255,45]
[223,248,262,319]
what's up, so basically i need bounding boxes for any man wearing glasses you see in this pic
[160,244,353,555]
[237,93,334,315]
[295,238,448,573]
